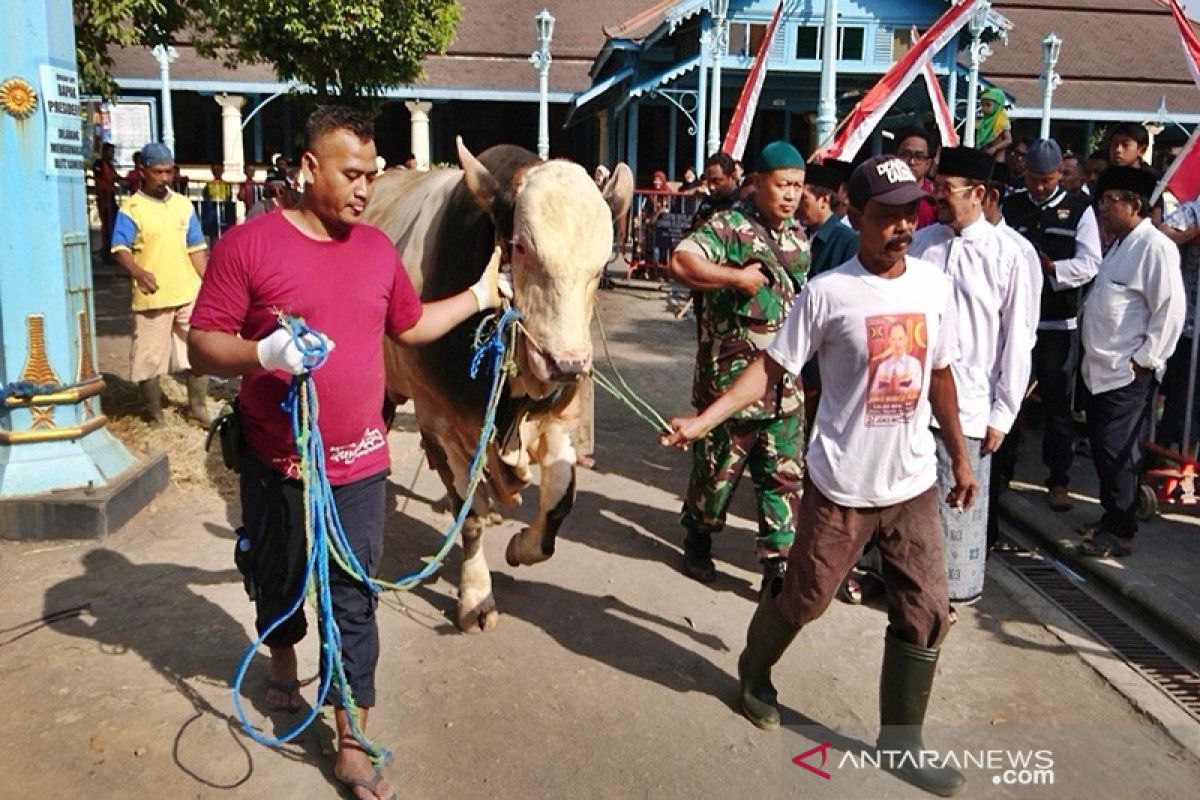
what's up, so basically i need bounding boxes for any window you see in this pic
[729,22,769,57]
[794,25,866,61]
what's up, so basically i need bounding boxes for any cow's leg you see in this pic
[506,422,577,567]
[458,512,499,632]
[422,431,499,633]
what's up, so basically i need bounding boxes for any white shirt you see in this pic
[911,215,1040,438]
[996,218,1045,344]
[767,256,959,507]
[1081,218,1185,394]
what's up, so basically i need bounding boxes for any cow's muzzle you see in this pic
[546,353,591,382]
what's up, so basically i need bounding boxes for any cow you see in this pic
[364,139,633,632]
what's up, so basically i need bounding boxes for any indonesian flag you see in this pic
[813,0,986,161]
[722,1,785,160]
[915,26,959,147]
[1154,0,1200,203]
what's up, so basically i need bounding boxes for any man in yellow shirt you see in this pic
[111,142,210,425]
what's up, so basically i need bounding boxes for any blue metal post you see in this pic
[0,0,139,497]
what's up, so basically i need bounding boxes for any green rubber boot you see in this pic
[737,583,798,729]
[186,372,214,427]
[877,631,966,797]
[681,527,717,583]
[139,377,164,426]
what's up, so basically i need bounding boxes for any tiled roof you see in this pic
[987,1,1200,115]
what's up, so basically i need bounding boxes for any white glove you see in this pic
[469,245,515,311]
[256,326,335,375]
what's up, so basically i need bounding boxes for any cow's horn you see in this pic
[603,163,635,220]
[456,136,502,213]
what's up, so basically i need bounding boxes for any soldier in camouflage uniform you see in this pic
[668,141,810,586]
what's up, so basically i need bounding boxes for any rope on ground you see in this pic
[591,308,671,434]
[230,307,522,765]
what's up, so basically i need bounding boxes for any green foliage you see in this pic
[74,0,191,97]
[75,1,461,101]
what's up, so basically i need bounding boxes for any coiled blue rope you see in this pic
[230,307,522,764]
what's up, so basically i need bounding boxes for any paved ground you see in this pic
[1,276,1198,798]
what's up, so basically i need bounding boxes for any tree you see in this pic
[195,0,460,100]
[74,0,191,96]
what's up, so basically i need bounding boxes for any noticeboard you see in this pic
[39,63,84,177]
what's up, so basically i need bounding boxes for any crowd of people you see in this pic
[98,102,1194,797]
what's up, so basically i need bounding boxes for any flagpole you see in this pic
[815,0,839,146]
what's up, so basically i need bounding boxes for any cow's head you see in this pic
[457,138,633,395]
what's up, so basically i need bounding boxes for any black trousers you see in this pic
[1158,336,1199,449]
[1086,371,1157,539]
[1034,329,1080,488]
[240,453,386,707]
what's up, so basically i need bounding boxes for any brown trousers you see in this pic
[776,478,951,649]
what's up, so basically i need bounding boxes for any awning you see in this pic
[564,66,635,127]
[626,54,702,102]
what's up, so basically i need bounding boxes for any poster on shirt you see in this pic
[38,63,84,177]
[865,313,927,426]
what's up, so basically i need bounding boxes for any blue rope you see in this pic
[231,308,522,764]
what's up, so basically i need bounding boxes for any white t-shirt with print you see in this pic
[767,255,959,507]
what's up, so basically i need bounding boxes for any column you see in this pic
[215,94,246,175]
[405,100,433,170]
[151,44,178,154]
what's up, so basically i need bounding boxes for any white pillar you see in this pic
[215,94,246,175]
[405,100,433,170]
[695,14,710,171]
[706,1,729,156]
[964,3,992,148]
[815,0,839,146]
[151,44,178,154]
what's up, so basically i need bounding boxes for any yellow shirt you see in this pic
[111,190,206,311]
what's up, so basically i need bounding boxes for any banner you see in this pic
[722,1,785,160]
[1154,0,1200,203]
[813,0,986,162]
[915,27,959,147]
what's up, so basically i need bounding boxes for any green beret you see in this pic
[756,140,806,173]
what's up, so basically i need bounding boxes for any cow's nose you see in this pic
[548,354,591,381]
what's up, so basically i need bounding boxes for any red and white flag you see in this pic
[1154,0,1200,203]
[915,26,959,147]
[722,1,785,160]
[813,0,986,162]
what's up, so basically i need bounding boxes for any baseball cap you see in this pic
[847,155,929,208]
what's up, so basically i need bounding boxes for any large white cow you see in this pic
[364,139,633,631]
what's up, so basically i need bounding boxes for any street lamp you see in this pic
[706,0,729,156]
[1039,33,1063,140]
[964,1,992,148]
[151,44,178,155]
[530,8,555,160]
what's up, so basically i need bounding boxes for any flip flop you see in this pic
[1075,531,1132,559]
[337,767,397,800]
[265,679,304,713]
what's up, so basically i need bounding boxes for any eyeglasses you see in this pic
[897,150,931,162]
[932,182,976,196]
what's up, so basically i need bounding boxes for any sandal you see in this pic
[1075,531,1132,559]
[837,573,883,605]
[265,679,304,713]
[335,767,397,800]
[1076,517,1104,538]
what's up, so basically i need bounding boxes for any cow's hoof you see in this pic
[457,595,499,633]
[505,534,523,567]
[485,510,503,525]
[506,529,551,567]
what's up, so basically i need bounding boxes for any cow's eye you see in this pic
[511,240,527,259]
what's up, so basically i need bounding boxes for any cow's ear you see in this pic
[603,163,635,220]
[457,136,502,212]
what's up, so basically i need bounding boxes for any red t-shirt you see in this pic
[191,212,422,484]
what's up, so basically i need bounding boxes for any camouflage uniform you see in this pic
[675,200,809,554]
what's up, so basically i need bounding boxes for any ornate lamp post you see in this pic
[1039,33,1063,140]
[815,0,839,146]
[530,8,555,160]
[706,0,729,156]
[151,44,178,154]
[964,2,992,148]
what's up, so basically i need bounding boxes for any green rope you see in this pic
[591,308,671,433]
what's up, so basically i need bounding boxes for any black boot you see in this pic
[681,527,717,583]
[186,372,214,427]
[139,378,164,426]
[877,631,966,797]
[737,585,798,729]
[760,556,787,597]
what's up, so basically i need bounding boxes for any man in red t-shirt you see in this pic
[189,106,505,800]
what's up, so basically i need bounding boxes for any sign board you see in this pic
[108,102,154,167]
[38,63,83,176]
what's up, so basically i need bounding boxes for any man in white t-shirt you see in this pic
[663,156,976,798]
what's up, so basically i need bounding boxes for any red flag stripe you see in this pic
[1157,1,1200,202]
[814,0,986,162]
[914,27,959,147]
[722,2,786,160]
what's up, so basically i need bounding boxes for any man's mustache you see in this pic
[885,234,912,249]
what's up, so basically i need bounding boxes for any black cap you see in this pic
[847,155,930,208]
[1096,166,1158,200]
[824,159,855,184]
[937,146,995,182]
[988,162,1010,186]
[805,162,845,192]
